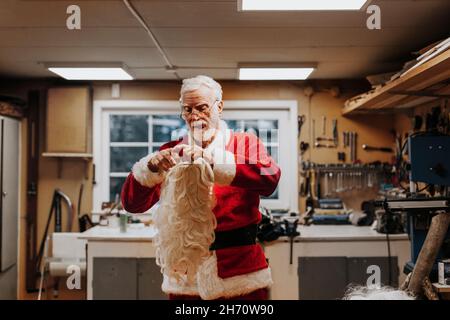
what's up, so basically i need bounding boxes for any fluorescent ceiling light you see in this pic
[47,64,133,80]
[239,67,315,80]
[239,0,370,11]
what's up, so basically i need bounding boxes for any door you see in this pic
[1,116,20,272]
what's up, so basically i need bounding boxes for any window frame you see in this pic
[93,100,299,212]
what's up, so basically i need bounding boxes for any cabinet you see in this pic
[92,257,166,300]
[0,116,20,299]
[45,87,93,178]
[46,87,92,154]
[298,256,399,300]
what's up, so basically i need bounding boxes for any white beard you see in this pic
[153,158,217,285]
[191,121,218,145]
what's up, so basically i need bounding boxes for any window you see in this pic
[93,100,298,212]
[107,114,187,202]
[222,115,281,201]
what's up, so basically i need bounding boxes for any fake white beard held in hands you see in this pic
[153,158,217,285]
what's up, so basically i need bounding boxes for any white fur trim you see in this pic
[161,274,199,296]
[196,253,273,300]
[161,253,273,300]
[212,149,236,186]
[131,153,166,188]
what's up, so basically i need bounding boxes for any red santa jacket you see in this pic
[121,122,281,299]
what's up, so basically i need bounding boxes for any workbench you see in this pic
[265,225,410,299]
[79,224,410,300]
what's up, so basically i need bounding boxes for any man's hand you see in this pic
[147,149,177,173]
[172,144,214,166]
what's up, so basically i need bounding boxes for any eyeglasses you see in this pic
[181,100,219,116]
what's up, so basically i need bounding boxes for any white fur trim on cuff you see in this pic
[212,149,236,186]
[161,274,199,296]
[196,253,273,300]
[131,153,166,188]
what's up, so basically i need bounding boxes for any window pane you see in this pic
[153,115,187,142]
[224,119,278,140]
[262,146,279,199]
[267,146,279,163]
[224,120,238,131]
[110,147,148,172]
[110,177,126,202]
[260,128,278,144]
[110,115,148,142]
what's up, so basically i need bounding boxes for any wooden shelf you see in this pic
[42,152,92,179]
[42,152,93,159]
[343,49,450,115]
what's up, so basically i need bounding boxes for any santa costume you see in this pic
[121,120,281,300]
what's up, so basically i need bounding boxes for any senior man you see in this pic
[121,75,281,300]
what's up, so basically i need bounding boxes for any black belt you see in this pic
[210,224,257,251]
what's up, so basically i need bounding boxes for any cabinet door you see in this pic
[347,257,399,287]
[298,256,400,300]
[298,257,348,300]
[1,117,19,272]
[46,87,91,153]
[137,258,166,300]
[92,257,137,300]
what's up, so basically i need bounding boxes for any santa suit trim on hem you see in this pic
[161,252,273,300]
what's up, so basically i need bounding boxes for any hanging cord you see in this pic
[122,0,180,79]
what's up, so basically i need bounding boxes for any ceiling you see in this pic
[0,0,449,80]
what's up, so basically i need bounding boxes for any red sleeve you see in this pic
[230,133,281,197]
[121,173,161,213]
[120,139,181,213]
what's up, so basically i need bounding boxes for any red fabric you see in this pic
[121,174,160,213]
[168,287,269,300]
[121,131,281,279]
[215,244,268,278]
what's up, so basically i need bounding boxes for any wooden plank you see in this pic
[343,49,450,115]
[42,152,93,158]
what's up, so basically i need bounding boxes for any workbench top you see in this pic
[291,225,409,242]
[78,225,157,242]
[79,224,409,243]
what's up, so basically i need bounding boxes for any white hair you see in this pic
[343,285,415,300]
[153,158,217,285]
[180,75,223,102]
